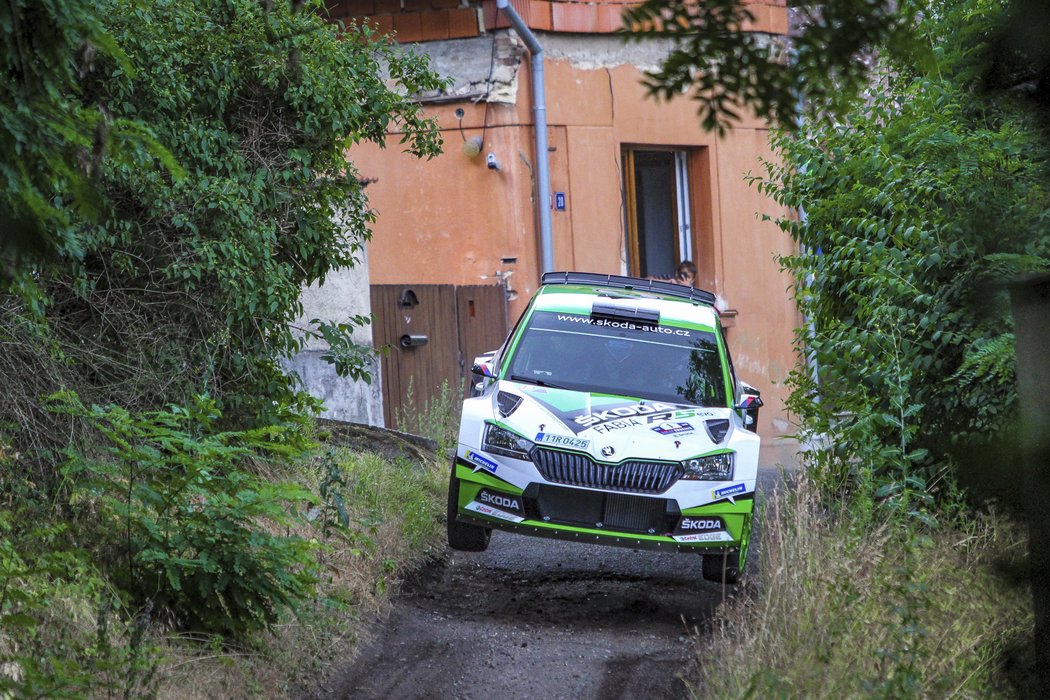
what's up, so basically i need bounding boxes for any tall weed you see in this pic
[394,379,463,454]
[693,473,1030,698]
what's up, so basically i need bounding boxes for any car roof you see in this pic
[534,272,719,330]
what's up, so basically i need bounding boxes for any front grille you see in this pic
[531,448,683,494]
[531,485,674,534]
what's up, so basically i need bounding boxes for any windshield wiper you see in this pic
[509,374,573,391]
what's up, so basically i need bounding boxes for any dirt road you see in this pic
[312,468,779,700]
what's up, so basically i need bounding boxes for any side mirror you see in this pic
[471,352,497,378]
[734,395,763,411]
[735,394,763,432]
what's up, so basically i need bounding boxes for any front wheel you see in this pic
[702,549,741,584]
[446,463,491,552]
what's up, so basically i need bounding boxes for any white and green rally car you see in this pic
[447,272,762,583]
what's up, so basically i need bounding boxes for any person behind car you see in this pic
[673,260,696,286]
[648,260,696,287]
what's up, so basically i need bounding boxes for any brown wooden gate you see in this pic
[370,284,509,427]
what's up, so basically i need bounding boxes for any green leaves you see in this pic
[766,0,1050,509]
[311,317,376,382]
[622,0,927,134]
[2,0,446,451]
[53,392,321,636]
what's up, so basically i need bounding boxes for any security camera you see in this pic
[486,153,500,171]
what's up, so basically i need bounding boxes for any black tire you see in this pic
[702,549,741,584]
[446,464,491,552]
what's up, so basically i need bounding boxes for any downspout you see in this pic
[791,53,819,390]
[495,0,554,274]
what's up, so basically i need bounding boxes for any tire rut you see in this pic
[311,534,734,699]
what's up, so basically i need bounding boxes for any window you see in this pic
[622,149,693,278]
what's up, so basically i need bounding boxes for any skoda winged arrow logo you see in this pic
[601,446,615,458]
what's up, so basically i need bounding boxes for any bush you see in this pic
[53,392,320,636]
[0,409,449,697]
[150,445,447,697]
[1,0,447,482]
[758,41,1050,504]
[0,512,161,699]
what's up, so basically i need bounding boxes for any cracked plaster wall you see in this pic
[410,32,683,105]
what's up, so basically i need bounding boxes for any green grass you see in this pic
[691,474,1032,699]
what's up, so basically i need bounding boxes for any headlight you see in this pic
[483,424,534,460]
[680,452,734,481]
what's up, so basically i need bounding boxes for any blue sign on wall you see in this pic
[554,192,566,211]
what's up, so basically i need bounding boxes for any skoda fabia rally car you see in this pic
[447,272,763,583]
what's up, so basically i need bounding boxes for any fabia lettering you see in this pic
[592,418,641,434]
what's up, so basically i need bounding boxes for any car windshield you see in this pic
[505,310,727,407]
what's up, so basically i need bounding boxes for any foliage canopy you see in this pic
[755,0,1050,506]
[624,0,1050,136]
[1,0,445,464]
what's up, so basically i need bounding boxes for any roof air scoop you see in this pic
[590,302,660,324]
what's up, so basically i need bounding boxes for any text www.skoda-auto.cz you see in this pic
[555,315,691,337]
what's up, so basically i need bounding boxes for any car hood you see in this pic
[496,381,734,460]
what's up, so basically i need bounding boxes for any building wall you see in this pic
[286,238,385,426]
[335,4,799,464]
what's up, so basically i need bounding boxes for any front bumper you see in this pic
[452,460,753,555]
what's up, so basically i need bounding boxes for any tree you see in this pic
[760,68,1050,499]
[1,0,445,468]
[0,0,175,281]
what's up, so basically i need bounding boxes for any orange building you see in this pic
[324,0,800,465]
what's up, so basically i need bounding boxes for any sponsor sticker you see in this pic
[672,531,735,543]
[477,489,524,513]
[464,450,499,473]
[645,409,702,424]
[673,516,726,539]
[465,502,525,523]
[466,488,526,523]
[554,314,694,338]
[712,482,747,503]
[573,402,677,428]
[535,433,590,450]
[651,421,694,436]
[678,517,724,532]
